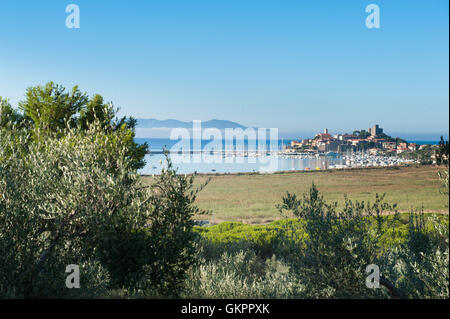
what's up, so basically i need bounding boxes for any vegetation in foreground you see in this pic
[1,83,448,299]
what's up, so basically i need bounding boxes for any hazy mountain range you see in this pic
[134,119,446,141]
[136,119,249,129]
[135,119,255,138]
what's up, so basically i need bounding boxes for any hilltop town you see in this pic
[286,125,422,155]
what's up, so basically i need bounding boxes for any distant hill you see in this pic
[136,119,249,129]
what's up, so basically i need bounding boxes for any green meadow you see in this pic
[144,165,448,224]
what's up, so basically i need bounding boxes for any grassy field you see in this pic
[143,165,449,224]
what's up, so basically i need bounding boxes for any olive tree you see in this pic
[2,82,148,170]
[277,184,402,298]
[0,122,205,298]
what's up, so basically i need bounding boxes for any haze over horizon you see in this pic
[134,118,448,141]
[1,0,448,136]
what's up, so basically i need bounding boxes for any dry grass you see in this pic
[143,165,449,224]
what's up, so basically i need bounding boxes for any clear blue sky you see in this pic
[0,0,448,138]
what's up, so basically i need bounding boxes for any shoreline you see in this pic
[141,151,419,176]
[141,163,430,177]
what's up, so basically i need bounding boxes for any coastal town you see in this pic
[285,125,424,155]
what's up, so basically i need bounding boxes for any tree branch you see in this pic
[380,276,407,299]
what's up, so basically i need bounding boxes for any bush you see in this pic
[275,185,449,299]
[0,122,205,298]
[195,219,306,258]
[0,123,137,297]
[3,82,148,170]
[182,249,304,299]
[188,184,448,299]
[382,213,449,298]
[131,156,209,297]
[276,185,407,298]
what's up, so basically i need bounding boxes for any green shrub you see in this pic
[182,250,305,299]
[3,82,148,170]
[275,185,448,299]
[0,122,205,298]
[195,219,306,258]
[191,186,448,299]
[382,213,449,298]
[277,185,403,298]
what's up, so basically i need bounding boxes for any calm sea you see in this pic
[135,138,439,174]
[135,138,291,152]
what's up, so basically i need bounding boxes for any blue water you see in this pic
[136,138,337,174]
[407,141,440,145]
[135,138,439,174]
[135,138,291,152]
[139,153,346,175]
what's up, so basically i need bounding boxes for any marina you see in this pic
[140,150,416,175]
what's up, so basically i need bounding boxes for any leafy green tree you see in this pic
[0,123,205,298]
[395,137,407,144]
[4,82,148,170]
[111,116,149,170]
[19,82,88,133]
[435,136,449,165]
[78,94,148,170]
[353,130,370,139]
[359,130,371,138]
[78,94,115,130]
[277,184,403,298]
[383,211,449,299]
[0,97,24,128]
